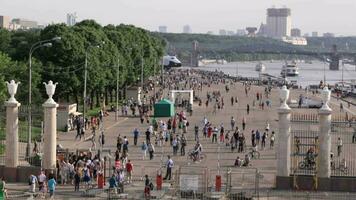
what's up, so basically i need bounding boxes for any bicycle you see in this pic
[247,148,260,159]
[187,150,206,163]
[331,162,349,174]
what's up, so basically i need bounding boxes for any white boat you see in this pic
[281,61,299,77]
[255,62,266,72]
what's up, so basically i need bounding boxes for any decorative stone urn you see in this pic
[43,80,58,104]
[321,86,331,110]
[6,80,20,103]
[279,85,290,109]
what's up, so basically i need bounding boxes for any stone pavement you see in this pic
[5,69,356,199]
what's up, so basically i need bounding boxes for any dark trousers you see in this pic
[134,137,138,146]
[74,182,80,191]
[212,134,217,143]
[181,145,186,156]
[149,151,154,160]
[117,144,122,152]
[164,167,172,180]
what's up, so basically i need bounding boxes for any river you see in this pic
[196,60,356,87]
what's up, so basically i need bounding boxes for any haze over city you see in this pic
[1,0,356,35]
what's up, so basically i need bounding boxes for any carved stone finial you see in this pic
[43,80,58,104]
[6,80,20,103]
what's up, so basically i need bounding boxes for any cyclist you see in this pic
[191,142,202,161]
[306,147,315,167]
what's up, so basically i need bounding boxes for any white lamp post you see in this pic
[279,85,290,110]
[321,86,331,111]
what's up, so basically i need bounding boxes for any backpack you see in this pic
[149,182,154,190]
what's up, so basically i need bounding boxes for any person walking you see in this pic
[230,117,236,131]
[194,124,199,141]
[261,132,267,150]
[74,170,81,192]
[38,170,47,197]
[163,155,174,181]
[109,174,118,193]
[148,142,155,160]
[0,177,7,200]
[242,117,246,131]
[270,131,275,149]
[126,160,133,184]
[256,130,261,145]
[246,104,250,115]
[47,176,57,199]
[141,141,148,160]
[133,128,140,146]
[212,127,218,143]
[181,134,187,156]
[117,134,123,153]
[29,174,38,193]
[123,136,129,154]
[337,137,343,156]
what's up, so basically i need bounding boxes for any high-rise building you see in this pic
[291,28,301,37]
[183,25,192,34]
[158,26,167,33]
[219,29,227,36]
[12,18,38,29]
[66,13,77,26]
[0,16,10,29]
[312,32,318,37]
[266,7,292,38]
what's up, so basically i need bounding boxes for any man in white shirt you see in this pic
[38,171,46,195]
[163,155,174,180]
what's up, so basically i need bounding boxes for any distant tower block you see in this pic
[192,40,199,67]
[246,27,257,37]
[330,44,340,70]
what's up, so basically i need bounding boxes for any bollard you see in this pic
[215,175,221,192]
[156,170,162,190]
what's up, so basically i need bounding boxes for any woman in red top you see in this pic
[125,160,133,183]
[208,125,212,138]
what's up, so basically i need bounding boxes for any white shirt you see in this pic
[38,173,46,182]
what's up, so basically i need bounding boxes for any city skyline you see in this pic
[1,0,356,36]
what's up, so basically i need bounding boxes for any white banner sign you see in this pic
[179,175,199,191]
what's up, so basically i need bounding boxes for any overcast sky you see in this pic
[1,0,356,36]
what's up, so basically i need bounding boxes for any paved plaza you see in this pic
[4,69,356,199]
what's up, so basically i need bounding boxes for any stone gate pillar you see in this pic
[5,80,21,168]
[277,85,291,177]
[318,87,332,178]
[42,81,58,171]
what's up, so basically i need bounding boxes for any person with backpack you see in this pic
[47,176,57,199]
[29,174,38,193]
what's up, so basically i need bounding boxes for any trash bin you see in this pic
[156,170,162,190]
[215,175,221,192]
[97,172,104,189]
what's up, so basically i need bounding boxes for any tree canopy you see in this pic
[0,20,165,107]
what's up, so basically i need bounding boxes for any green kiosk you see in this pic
[154,99,175,117]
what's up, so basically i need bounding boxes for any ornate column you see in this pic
[5,80,21,168]
[277,85,292,177]
[42,81,58,171]
[318,87,332,178]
